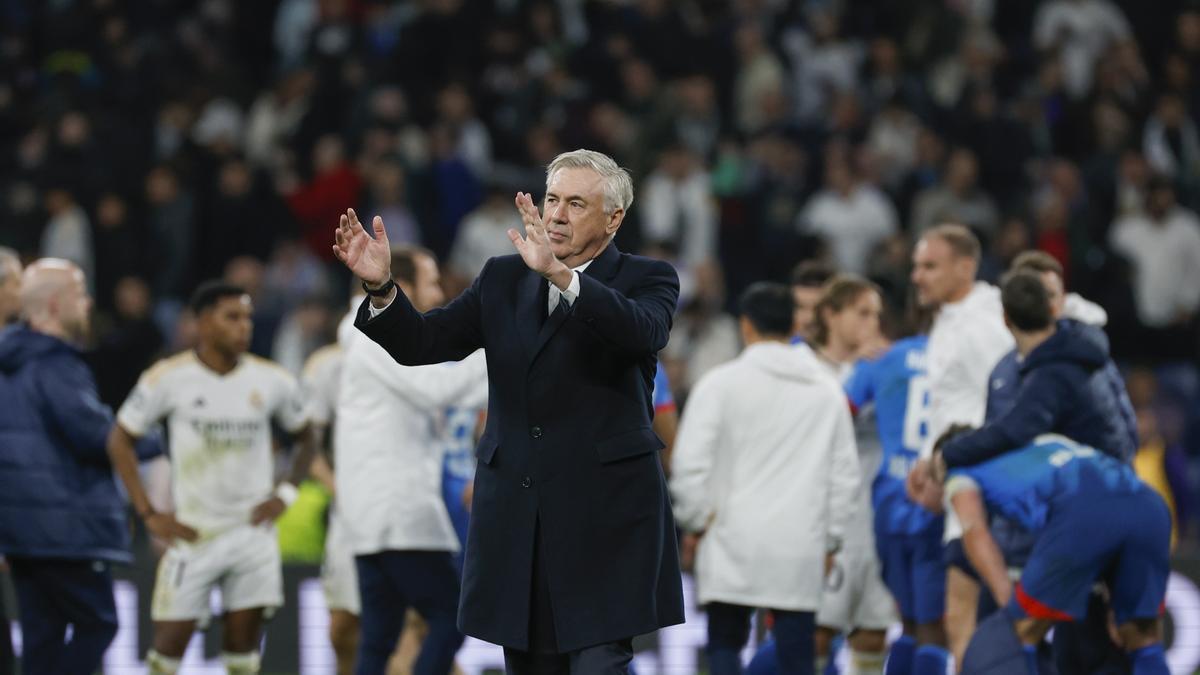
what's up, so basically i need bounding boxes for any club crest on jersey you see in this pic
[249,390,264,410]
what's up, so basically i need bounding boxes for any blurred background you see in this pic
[6,0,1200,670]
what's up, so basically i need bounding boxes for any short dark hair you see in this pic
[924,223,981,262]
[1010,250,1063,278]
[1001,270,1054,332]
[389,245,435,286]
[189,280,248,314]
[738,282,795,337]
[791,260,836,289]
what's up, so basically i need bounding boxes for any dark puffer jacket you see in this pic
[0,326,158,563]
[943,319,1137,468]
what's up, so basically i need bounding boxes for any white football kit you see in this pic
[118,352,310,622]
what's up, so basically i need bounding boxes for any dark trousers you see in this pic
[6,557,117,675]
[353,550,465,675]
[707,602,815,675]
[503,639,634,675]
[0,565,13,675]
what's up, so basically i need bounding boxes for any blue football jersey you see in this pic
[652,361,675,414]
[947,435,1145,533]
[844,336,936,535]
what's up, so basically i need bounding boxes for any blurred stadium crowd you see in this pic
[3,0,1200,550]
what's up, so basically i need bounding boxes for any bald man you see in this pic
[0,248,21,327]
[0,259,157,675]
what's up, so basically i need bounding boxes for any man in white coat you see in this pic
[670,282,861,675]
[908,224,1014,665]
[335,246,487,675]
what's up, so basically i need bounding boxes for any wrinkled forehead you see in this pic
[546,166,605,200]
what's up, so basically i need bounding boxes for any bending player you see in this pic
[107,281,317,675]
[915,430,1170,675]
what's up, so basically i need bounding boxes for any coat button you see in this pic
[530,426,543,439]
[521,476,532,488]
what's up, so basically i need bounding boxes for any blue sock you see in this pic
[1022,644,1039,675]
[1130,644,1169,675]
[913,644,949,675]
[885,636,915,675]
[825,636,843,675]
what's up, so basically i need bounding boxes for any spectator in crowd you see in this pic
[640,143,719,274]
[447,187,525,288]
[0,249,21,326]
[798,151,898,276]
[1109,176,1200,360]
[910,147,999,237]
[40,186,94,291]
[1033,0,1132,99]
[671,282,859,675]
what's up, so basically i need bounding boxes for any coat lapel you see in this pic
[516,269,544,360]
[527,244,622,364]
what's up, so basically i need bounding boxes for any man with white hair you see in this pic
[334,149,685,674]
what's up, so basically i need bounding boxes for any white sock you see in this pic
[222,650,261,675]
[146,649,182,675]
[849,649,886,675]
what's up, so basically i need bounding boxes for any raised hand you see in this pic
[333,208,391,286]
[508,192,567,279]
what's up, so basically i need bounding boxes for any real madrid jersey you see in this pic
[118,351,310,537]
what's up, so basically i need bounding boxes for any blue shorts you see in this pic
[876,526,946,624]
[1008,485,1170,625]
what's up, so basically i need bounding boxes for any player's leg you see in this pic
[221,607,265,674]
[771,609,815,675]
[943,566,978,670]
[355,551,410,675]
[706,602,754,675]
[324,513,363,675]
[911,529,949,675]
[1116,619,1167,675]
[147,541,214,672]
[397,551,464,675]
[876,533,915,675]
[816,551,851,673]
[329,609,361,675]
[219,525,286,674]
[847,555,894,675]
[6,557,67,675]
[1109,488,1172,675]
[37,559,119,674]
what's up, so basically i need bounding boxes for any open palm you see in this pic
[509,192,559,276]
[332,208,391,285]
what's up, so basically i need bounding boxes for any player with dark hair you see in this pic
[790,260,837,344]
[107,280,318,675]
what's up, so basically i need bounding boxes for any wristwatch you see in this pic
[362,278,395,297]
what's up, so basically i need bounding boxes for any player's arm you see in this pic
[948,478,1011,606]
[941,369,1072,468]
[826,398,862,555]
[106,423,198,542]
[251,423,321,525]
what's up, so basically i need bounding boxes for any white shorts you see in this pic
[321,512,360,615]
[152,524,283,624]
[816,550,897,632]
